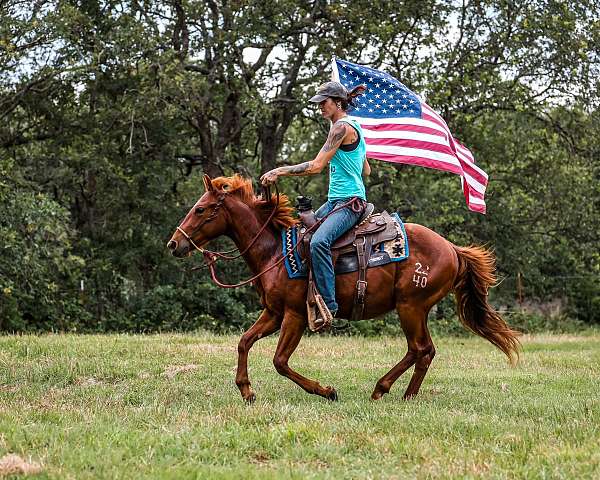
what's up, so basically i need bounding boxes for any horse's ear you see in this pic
[203,174,214,192]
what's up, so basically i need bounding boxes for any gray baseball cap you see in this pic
[309,81,348,103]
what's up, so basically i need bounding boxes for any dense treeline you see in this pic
[1,0,598,332]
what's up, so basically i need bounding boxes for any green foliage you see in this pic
[0,0,599,332]
[0,159,88,331]
[506,312,588,335]
[129,283,259,333]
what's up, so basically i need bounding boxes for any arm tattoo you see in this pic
[278,161,314,176]
[322,122,347,152]
[275,122,346,177]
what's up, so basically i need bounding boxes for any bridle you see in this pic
[175,185,280,263]
[176,193,226,253]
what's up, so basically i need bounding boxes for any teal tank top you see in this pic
[328,118,367,201]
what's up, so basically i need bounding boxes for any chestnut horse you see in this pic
[167,174,520,403]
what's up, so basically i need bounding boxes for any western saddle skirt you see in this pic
[297,203,400,331]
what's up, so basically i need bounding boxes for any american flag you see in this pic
[333,58,488,214]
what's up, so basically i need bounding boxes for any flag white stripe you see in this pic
[468,195,486,206]
[331,58,340,82]
[422,105,478,165]
[463,172,486,195]
[366,145,462,167]
[455,149,488,182]
[455,142,474,162]
[350,116,449,137]
[421,104,450,130]
[457,152,474,167]
[361,129,452,146]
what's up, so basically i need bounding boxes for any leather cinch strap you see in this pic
[351,234,373,321]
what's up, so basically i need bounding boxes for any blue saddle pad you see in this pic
[281,213,409,279]
[281,223,308,279]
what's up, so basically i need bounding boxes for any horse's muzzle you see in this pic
[167,239,190,257]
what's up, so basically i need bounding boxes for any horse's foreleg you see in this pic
[236,309,280,403]
[272,311,338,401]
[372,303,435,400]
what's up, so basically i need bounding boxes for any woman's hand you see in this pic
[260,169,280,186]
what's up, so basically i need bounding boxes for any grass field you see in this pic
[1,332,599,479]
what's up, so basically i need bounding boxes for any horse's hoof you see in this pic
[371,383,389,400]
[371,391,384,401]
[244,392,256,404]
[325,387,338,401]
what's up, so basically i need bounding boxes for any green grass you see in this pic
[1,332,599,479]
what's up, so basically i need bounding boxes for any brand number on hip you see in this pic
[413,262,430,288]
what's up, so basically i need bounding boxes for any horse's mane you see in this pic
[210,175,298,229]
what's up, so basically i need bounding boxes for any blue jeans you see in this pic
[310,198,362,313]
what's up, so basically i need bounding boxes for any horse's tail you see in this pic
[452,245,521,364]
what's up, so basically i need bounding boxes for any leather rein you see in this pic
[177,186,361,289]
[177,185,280,263]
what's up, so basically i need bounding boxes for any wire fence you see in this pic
[486,273,599,320]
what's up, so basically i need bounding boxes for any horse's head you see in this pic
[167,174,230,257]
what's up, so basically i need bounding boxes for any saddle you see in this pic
[296,197,399,330]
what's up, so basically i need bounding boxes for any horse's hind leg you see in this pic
[372,303,435,400]
[402,326,436,400]
[236,309,280,403]
[272,310,338,401]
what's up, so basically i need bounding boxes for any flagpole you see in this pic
[331,57,340,81]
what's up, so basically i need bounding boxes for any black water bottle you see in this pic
[296,196,316,227]
[296,196,313,212]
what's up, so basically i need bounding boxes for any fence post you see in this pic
[516,272,524,307]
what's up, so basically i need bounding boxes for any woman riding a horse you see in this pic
[167,83,520,404]
[261,81,369,320]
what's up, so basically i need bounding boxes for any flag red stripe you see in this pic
[468,202,486,214]
[457,156,488,186]
[366,151,464,176]
[455,141,474,162]
[421,105,450,129]
[420,108,486,183]
[360,123,448,139]
[360,114,488,187]
[421,111,450,132]
[365,137,455,154]
[467,188,485,200]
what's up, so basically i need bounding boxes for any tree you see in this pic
[0,0,598,330]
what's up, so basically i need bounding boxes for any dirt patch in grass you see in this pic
[75,377,103,386]
[185,343,236,354]
[0,384,19,393]
[0,454,42,476]
[163,364,198,379]
[250,451,271,466]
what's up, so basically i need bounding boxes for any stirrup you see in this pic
[308,294,334,332]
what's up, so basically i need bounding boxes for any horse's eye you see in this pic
[195,207,205,216]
